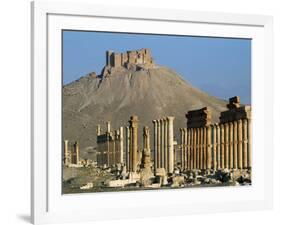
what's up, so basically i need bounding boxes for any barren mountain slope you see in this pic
[63,66,227,159]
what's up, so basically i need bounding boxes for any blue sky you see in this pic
[63,30,251,104]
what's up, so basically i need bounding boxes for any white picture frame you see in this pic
[31,1,273,224]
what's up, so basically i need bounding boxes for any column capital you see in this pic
[167,116,175,122]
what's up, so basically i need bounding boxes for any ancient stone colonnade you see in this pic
[179,97,252,171]
[63,140,80,166]
[152,117,175,174]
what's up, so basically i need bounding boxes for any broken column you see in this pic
[167,116,175,174]
[106,121,111,133]
[129,115,139,172]
[180,128,184,169]
[140,126,153,186]
[96,124,101,136]
[73,141,80,164]
[126,126,130,168]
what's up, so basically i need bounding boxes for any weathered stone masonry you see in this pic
[63,140,80,166]
[179,96,251,171]
[106,48,154,68]
[96,121,124,167]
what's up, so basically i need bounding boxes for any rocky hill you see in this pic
[63,50,227,159]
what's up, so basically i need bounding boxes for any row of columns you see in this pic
[152,116,175,174]
[180,119,251,170]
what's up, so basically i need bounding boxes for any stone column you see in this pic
[203,127,207,169]
[229,122,233,169]
[167,116,175,174]
[189,128,193,169]
[160,119,165,168]
[164,118,168,170]
[224,123,229,169]
[143,127,150,149]
[126,126,130,168]
[96,125,101,136]
[63,140,69,165]
[238,119,243,169]
[247,119,252,168]
[220,124,225,169]
[193,127,197,169]
[119,127,124,164]
[243,119,248,168]
[217,125,221,169]
[157,120,161,168]
[207,126,212,170]
[74,141,79,165]
[200,127,204,170]
[233,121,238,169]
[152,120,157,173]
[180,128,184,168]
[129,116,139,172]
[187,128,191,170]
[106,121,111,133]
[184,128,188,170]
[196,128,200,169]
[213,125,217,170]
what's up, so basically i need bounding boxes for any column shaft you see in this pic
[153,120,157,173]
[217,125,221,169]
[233,121,238,169]
[167,117,174,173]
[243,119,248,168]
[247,119,252,168]
[224,123,229,169]
[238,119,243,169]
[207,126,212,169]
[229,122,233,169]
[220,124,225,169]
[213,125,217,170]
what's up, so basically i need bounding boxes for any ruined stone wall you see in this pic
[96,122,124,167]
[63,140,80,166]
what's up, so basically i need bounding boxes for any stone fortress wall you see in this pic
[106,48,154,68]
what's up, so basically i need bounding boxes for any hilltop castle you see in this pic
[106,48,154,68]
